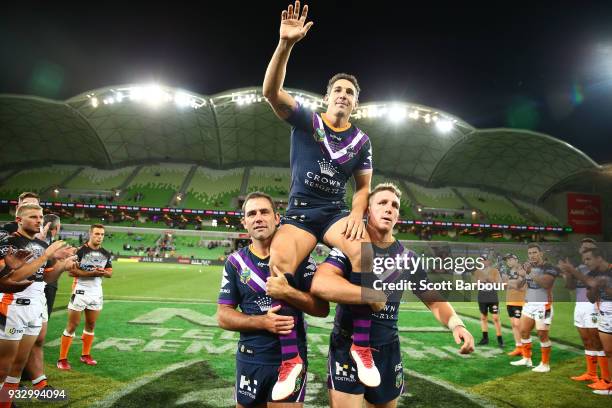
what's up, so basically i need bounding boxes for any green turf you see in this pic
[10,263,609,408]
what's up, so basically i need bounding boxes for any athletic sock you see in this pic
[32,375,48,390]
[598,351,610,381]
[521,338,532,359]
[272,300,300,361]
[541,341,552,365]
[349,273,371,347]
[60,330,74,360]
[82,330,95,356]
[585,350,598,377]
[0,376,20,408]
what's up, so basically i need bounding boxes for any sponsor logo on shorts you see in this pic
[7,327,24,335]
[238,375,258,399]
[395,372,403,389]
[334,361,357,382]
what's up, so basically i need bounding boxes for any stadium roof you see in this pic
[0,84,601,200]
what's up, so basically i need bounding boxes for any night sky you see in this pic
[2,1,611,163]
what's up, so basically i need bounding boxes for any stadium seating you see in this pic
[248,167,290,197]
[65,166,135,190]
[0,165,78,198]
[513,198,560,225]
[457,188,528,224]
[405,182,464,209]
[122,164,191,207]
[183,167,244,209]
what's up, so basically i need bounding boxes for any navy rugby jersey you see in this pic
[285,103,373,205]
[325,241,429,346]
[217,246,316,365]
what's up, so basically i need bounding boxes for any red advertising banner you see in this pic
[567,193,602,234]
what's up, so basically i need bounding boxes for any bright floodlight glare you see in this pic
[115,92,124,102]
[174,91,192,108]
[388,105,406,122]
[90,97,99,108]
[144,85,164,106]
[409,110,419,119]
[436,119,453,133]
[130,87,143,101]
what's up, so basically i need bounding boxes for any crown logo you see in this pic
[318,159,337,177]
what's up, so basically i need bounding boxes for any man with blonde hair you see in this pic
[0,204,75,407]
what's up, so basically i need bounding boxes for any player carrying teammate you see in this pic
[217,192,328,406]
[57,224,113,370]
[311,183,474,407]
[263,1,377,395]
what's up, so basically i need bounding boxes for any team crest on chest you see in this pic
[314,128,326,142]
[240,268,252,284]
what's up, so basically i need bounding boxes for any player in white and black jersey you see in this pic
[57,224,112,370]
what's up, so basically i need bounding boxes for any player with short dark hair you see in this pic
[510,243,559,372]
[263,2,376,395]
[217,192,328,406]
[57,224,112,370]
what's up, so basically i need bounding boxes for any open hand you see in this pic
[279,1,313,45]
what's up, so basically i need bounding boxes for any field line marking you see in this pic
[91,358,204,408]
[458,314,583,354]
[406,369,496,408]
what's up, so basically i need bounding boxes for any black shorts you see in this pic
[44,284,58,317]
[479,302,499,315]
[327,334,404,405]
[281,197,349,241]
[235,359,306,406]
[507,305,523,319]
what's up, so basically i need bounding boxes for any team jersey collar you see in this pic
[248,244,269,261]
[321,113,351,132]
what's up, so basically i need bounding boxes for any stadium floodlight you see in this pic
[387,105,406,122]
[143,85,166,106]
[409,110,419,120]
[424,113,431,123]
[53,188,59,194]
[174,91,192,108]
[436,119,453,133]
[115,92,124,102]
[129,86,143,101]
[90,97,99,108]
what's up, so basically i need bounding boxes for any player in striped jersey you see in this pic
[57,224,112,370]
[558,239,608,386]
[510,243,559,372]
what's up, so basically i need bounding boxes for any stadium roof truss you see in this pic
[0,85,601,201]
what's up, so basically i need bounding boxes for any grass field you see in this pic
[10,262,610,407]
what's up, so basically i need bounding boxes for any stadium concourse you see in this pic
[0,84,611,407]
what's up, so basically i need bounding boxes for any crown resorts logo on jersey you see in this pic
[314,127,326,142]
[317,159,338,177]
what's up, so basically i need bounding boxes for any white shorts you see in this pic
[599,311,612,334]
[0,298,45,341]
[68,291,103,312]
[574,302,599,329]
[523,302,553,330]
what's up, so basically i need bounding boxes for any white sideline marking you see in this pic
[458,314,583,354]
[56,294,215,303]
[406,369,496,408]
[91,359,204,408]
